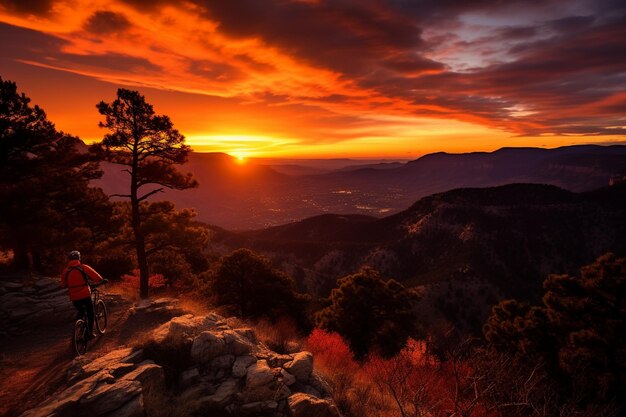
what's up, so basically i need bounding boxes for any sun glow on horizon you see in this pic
[185,134,299,157]
[231,150,248,163]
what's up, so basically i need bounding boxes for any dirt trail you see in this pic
[0,299,171,417]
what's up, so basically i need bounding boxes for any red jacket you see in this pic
[60,260,103,301]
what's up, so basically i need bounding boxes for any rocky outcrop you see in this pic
[20,311,341,417]
[0,276,125,336]
[288,393,341,417]
[21,347,161,417]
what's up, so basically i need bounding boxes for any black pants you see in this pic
[73,297,94,334]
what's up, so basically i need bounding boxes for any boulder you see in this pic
[268,353,293,368]
[68,348,143,383]
[287,393,342,417]
[149,314,218,345]
[232,355,256,378]
[283,352,313,382]
[223,329,253,355]
[79,379,142,415]
[198,378,240,407]
[246,360,274,388]
[280,368,296,386]
[210,354,235,370]
[121,360,164,390]
[20,348,162,417]
[190,331,226,363]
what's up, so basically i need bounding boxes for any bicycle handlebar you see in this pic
[90,280,108,289]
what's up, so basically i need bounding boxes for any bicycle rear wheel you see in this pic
[73,319,88,356]
[95,300,108,334]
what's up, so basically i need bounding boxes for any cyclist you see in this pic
[60,251,106,340]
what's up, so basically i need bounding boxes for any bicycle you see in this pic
[72,281,108,356]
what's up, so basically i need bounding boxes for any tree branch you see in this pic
[137,188,164,202]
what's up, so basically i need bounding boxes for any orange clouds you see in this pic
[0,0,624,157]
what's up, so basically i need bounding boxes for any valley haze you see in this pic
[96,144,626,229]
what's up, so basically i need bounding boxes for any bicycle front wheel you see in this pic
[95,300,108,334]
[73,319,88,356]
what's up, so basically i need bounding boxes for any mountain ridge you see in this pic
[209,182,626,331]
[94,144,626,229]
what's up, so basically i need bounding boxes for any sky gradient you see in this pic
[1,0,625,158]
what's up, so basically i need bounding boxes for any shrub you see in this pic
[210,248,311,328]
[315,266,420,359]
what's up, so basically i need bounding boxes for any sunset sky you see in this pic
[1,0,625,158]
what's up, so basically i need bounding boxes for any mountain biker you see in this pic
[60,251,107,340]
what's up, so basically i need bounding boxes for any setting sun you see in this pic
[231,151,248,163]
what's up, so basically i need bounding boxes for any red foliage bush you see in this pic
[305,328,358,372]
[304,328,494,417]
[120,269,166,290]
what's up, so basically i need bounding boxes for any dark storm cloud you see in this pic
[84,11,132,35]
[0,0,53,16]
[496,26,538,39]
[118,0,171,11]
[193,0,624,135]
[1,0,624,137]
[0,22,67,58]
[383,56,444,75]
[401,15,626,134]
[59,52,161,73]
[196,0,424,77]
[186,59,243,82]
[548,15,595,33]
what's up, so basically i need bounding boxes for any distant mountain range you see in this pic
[94,144,626,229]
[213,182,626,332]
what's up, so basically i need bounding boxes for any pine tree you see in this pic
[484,253,626,406]
[0,78,108,271]
[96,89,197,298]
[316,266,420,359]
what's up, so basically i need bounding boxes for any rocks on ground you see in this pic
[19,309,341,417]
[0,276,127,336]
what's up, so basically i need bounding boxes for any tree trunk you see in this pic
[130,137,149,299]
[131,190,149,299]
[32,249,43,273]
[135,227,149,299]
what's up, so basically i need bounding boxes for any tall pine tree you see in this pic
[96,89,197,298]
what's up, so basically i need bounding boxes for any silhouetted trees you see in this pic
[316,266,420,359]
[484,253,626,413]
[96,89,197,298]
[209,248,310,327]
[0,78,111,272]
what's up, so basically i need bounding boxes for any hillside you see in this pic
[212,183,626,331]
[94,145,626,229]
[0,282,339,417]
